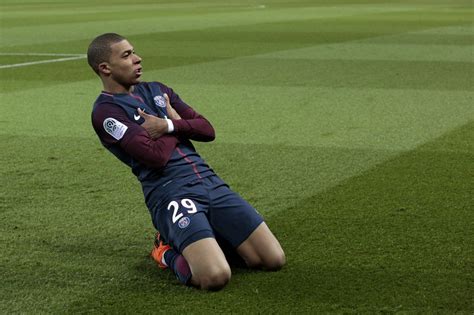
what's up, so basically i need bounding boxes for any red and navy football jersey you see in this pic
[91,81,216,201]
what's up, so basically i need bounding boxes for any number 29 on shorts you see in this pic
[167,199,197,224]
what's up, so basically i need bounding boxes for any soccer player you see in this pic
[88,33,285,290]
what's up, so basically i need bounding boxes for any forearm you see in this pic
[172,117,215,142]
[121,132,179,169]
[158,83,216,142]
[93,101,178,170]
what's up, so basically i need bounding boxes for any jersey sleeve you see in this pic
[157,82,216,142]
[92,102,179,169]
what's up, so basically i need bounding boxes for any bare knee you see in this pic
[198,266,231,290]
[237,223,286,271]
[182,238,231,290]
[247,249,286,271]
[264,250,286,271]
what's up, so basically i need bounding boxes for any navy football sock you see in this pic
[164,250,192,285]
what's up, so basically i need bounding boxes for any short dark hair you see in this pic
[87,33,125,75]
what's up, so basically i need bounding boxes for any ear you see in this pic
[98,62,111,75]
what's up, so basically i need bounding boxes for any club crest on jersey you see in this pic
[154,95,166,108]
[178,217,190,229]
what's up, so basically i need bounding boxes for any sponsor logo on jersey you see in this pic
[178,217,190,229]
[154,95,166,108]
[103,118,128,140]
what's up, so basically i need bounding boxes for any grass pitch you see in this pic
[1,0,473,313]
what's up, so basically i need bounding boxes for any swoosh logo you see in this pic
[134,114,140,121]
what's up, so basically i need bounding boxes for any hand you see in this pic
[138,108,168,139]
[164,93,181,120]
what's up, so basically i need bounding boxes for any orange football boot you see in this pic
[150,232,171,270]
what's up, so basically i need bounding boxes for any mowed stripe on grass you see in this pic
[1,6,471,91]
[2,121,472,313]
[1,3,434,46]
[1,0,472,313]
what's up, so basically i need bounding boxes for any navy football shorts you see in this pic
[149,175,264,253]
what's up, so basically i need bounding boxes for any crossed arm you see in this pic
[138,92,215,142]
[92,89,214,169]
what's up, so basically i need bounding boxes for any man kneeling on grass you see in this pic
[88,33,285,290]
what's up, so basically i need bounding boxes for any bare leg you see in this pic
[236,222,286,270]
[182,237,231,290]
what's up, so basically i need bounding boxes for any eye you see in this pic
[122,51,132,58]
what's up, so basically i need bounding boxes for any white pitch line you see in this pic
[0,55,86,69]
[0,52,86,57]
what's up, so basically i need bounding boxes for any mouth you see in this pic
[135,67,143,77]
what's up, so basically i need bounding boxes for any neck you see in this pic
[102,79,134,94]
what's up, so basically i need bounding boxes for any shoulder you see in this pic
[133,81,170,90]
[91,100,130,131]
[148,81,173,94]
[92,100,124,121]
[132,81,173,99]
[146,80,169,88]
[92,92,116,113]
[91,100,132,140]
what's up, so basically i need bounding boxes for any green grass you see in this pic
[1,0,473,313]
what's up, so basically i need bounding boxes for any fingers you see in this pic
[163,93,181,120]
[164,93,173,119]
[164,93,172,112]
[138,108,150,119]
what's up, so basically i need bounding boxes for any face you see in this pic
[100,39,142,88]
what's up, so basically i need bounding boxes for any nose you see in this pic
[133,54,142,64]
